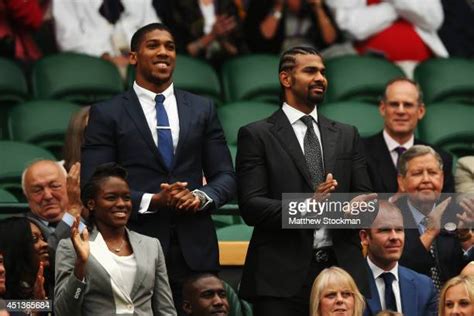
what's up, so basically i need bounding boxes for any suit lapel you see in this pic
[122,89,168,169]
[129,230,147,299]
[318,115,338,176]
[373,133,398,192]
[365,265,382,315]
[399,267,417,315]
[172,89,192,170]
[269,109,314,190]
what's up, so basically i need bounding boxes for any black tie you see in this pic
[394,146,406,169]
[99,0,124,24]
[421,217,442,291]
[300,115,324,189]
[381,272,397,312]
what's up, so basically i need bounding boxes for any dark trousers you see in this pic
[253,248,337,316]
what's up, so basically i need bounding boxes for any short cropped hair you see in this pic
[382,77,424,104]
[130,23,173,52]
[398,145,443,176]
[278,46,322,74]
[21,160,67,195]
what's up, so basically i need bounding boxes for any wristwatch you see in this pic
[272,9,282,20]
[192,190,210,209]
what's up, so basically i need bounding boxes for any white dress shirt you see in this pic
[281,103,332,249]
[367,257,403,313]
[383,129,414,168]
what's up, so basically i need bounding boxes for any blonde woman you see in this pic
[439,275,474,316]
[310,267,365,316]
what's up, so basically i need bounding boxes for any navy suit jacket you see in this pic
[364,264,437,316]
[362,132,454,193]
[81,88,236,271]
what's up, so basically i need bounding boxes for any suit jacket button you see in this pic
[127,304,133,310]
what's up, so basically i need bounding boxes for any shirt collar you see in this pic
[282,102,318,125]
[133,81,175,103]
[367,256,399,281]
[383,129,414,152]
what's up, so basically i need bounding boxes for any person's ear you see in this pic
[87,200,95,211]
[279,71,291,88]
[182,300,192,315]
[397,175,406,192]
[129,51,137,66]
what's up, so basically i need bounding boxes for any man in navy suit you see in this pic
[362,78,454,193]
[81,23,236,314]
[359,200,437,316]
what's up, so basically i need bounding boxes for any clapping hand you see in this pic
[66,162,85,218]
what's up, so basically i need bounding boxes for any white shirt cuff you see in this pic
[62,212,86,233]
[193,189,214,210]
[139,193,157,214]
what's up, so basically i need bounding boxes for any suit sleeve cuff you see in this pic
[193,189,214,211]
[139,193,157,214]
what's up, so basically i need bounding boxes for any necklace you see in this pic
[113,239,125,253]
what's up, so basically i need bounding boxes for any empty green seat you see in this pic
[31,53,123,104]
[221,54,280,104]
[418,102,474,159]
[325,55,405,104]
[0,188,18,203]
[319,101,384,137]
[414,58,474,104]
[8,100,81,158]
[0,141,56,200]
[217,101,277,163]
[217,224,254,241]
[127,55,222,105]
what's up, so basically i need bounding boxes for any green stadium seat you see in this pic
[126,54,222,105]
[221,54,280,104]
[324,55,405,104]
[212,215,242,229]
[8,100,81,158]
[0,141,56,201]
[31,53,123,104]
[217,224,253,241]
[0,58,29,139]
[223,281,253,316]
[414,58,474,104]
[319,101,384,137]
[418,102,474,159]
[217,101,277,164]
[0,188,18,203]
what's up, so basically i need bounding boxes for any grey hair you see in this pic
[398,145,443,176]
[21,160,67,195]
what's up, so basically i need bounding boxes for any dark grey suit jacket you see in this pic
[236,109,373,300]
[81,88,236,271]
[27,212,73,251]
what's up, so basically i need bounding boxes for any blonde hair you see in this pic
[310,267,365,316]
[439,275,474,316]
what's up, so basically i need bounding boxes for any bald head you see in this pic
[22,160,68,222]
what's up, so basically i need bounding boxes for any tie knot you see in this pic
[381,272,395,285]
[394,146,406,156]
[155,94,165,104]
[300,115,314,128]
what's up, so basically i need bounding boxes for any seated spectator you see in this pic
[362,78,454,193]
[326,0,448,75]
[455,156,474,194]
[52,0,159,70]
[438,0,474,58]
[0,0,47,62]
[396,145,474,290]
[244,0,339,54]
[169,0,247,68]
[359,200,437,315]
[438,275,474,316]
[54,163,176,315]
[310,266,365,316]
[22,160,86,251]
[182,273,229,316]
[0,217,49,300]
[63,106,90,172]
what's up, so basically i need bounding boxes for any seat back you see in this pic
[415,58,474,104]
[31,53,123,104]
[418,102,474,159]
[217,224,254,241]
[221,55,280,104]
[325,55,405,104]
[0,189,18,203]
[8,100,81,158]
[319,101,383,137]
[0,141,56,200]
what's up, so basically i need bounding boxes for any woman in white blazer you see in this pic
[54,163,176,315]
